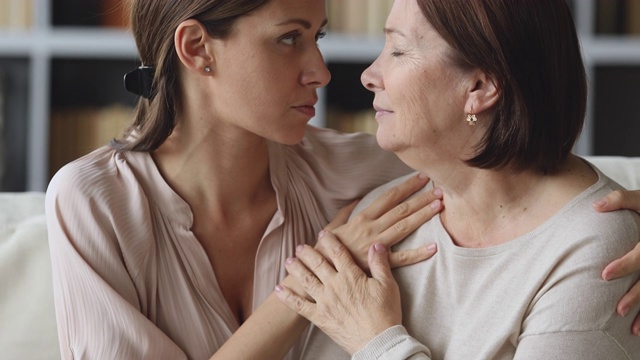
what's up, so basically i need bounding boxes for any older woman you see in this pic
[277,0,640,358]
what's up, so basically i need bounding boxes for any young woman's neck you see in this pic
[152,122,274,219]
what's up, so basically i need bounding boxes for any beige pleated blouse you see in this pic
[45,126,411,360]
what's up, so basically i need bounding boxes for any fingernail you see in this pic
[433,188,443,196]
[296,245,304,254]
[430,199,441,209]
[426,243,437,252]
[634,326,640,337]
[374,243,387,253]
[275,285,283,293]
[619,306,629,317]
[593,200,607,208]
[318,230,325,239]
[286,257,295,265]
[419,172,429,179]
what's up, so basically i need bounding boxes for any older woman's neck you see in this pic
[431,156,593,248]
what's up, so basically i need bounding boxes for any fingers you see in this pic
[593,189,640,213]
[290,245,336,285]
[376,191,443,247]
[284,245,335,300]
[615,280,640,319]
[604,241,640,336]
[388,243,437,269]
[615,281,640,336]
[368,243,393,284]
[325,199,360,232]
[633,313,640,337]
[602,242,640,281]
[316,231,365,275]
[356,173,431,221]
[274,284,315,320]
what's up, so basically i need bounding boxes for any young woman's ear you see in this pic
[465,71,500,115]
[174,19,215,74]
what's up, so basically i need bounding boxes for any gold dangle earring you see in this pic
[466,106,477,126]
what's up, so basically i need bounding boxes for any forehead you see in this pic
[248,0,327,24]
[386,0,448,49]
[387,0,425,30]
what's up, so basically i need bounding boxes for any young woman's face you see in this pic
[209,0,330,145]
[361,0,480,169]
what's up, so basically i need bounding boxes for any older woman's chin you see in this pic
[374,132,395,152]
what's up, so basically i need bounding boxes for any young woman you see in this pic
[45,1,443,359]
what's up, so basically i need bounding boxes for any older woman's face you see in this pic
[361,0,480,169]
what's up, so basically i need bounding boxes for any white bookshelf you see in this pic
[0,0,639,191]
[572,0,640,156]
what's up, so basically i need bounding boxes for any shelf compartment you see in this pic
[0,58,30,191]
[48,58,137,178]
[593,65,640,156]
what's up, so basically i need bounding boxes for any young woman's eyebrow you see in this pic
[276,18,328,29]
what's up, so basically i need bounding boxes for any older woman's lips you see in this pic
[374,108,393,119]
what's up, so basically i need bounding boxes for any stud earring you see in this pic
[204,66,211,73]
[466,113,477,126]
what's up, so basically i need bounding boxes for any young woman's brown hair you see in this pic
[113,0,270,152]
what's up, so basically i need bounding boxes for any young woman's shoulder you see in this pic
[47,146,125,199]
[45,146,159,258]
[281,126,413,200]
[45,145,154,219]
[298,125,412,179]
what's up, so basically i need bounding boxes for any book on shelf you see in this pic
[628,0,640,34]
[327,0,394,36]
[49,105,133,178]
[0,0,32,31]
[595,0,640,35]
[0,71,5,186]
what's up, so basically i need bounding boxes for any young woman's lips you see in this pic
[294,105,316,117]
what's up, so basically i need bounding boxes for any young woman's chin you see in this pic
[273,125,308,146]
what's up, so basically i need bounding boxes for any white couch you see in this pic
[1,156,639,360]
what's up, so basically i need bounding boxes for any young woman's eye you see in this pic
[316,31,327,42]
[281,32,300,46]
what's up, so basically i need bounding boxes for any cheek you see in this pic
[396,83,431,133]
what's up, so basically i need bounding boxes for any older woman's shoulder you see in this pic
[352,172,430,215]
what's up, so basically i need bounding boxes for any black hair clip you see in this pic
[124,66,155,99]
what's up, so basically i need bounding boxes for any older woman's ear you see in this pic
[465,71,499,115]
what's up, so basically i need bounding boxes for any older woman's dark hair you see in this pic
[418,0,587,173]
[112,0,270,152]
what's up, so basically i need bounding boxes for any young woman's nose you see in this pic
[301,47,331,87]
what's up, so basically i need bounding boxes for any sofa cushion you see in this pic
[585,156,640,190]
[0,192,60,359]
